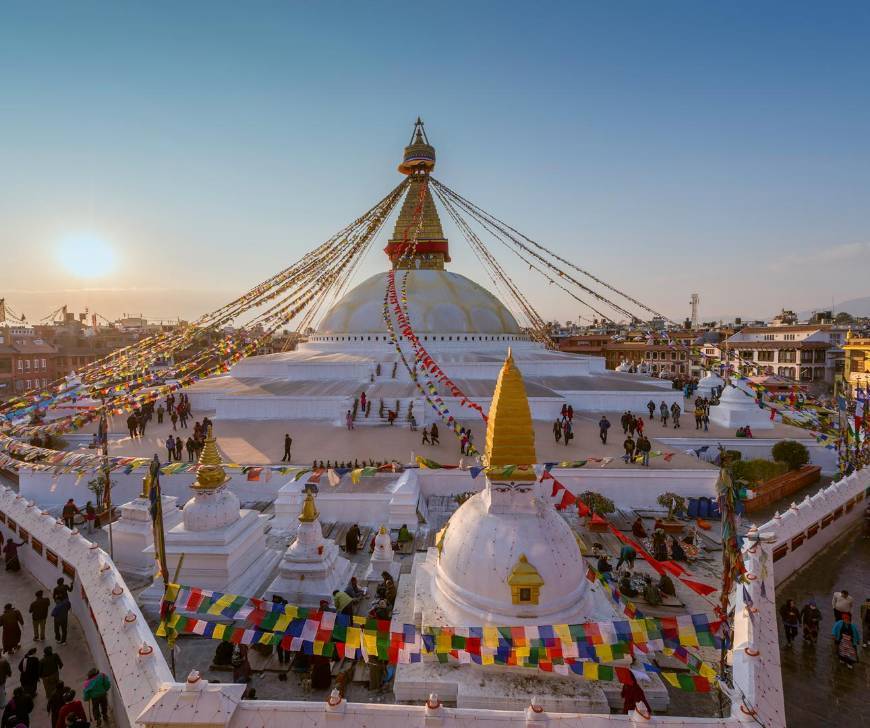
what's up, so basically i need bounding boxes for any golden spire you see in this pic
[484,349,537,480]
[385,119,450,270]
[298,491,319,523]
[190,425,230,491]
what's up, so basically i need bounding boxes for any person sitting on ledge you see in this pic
[643,575,662,606]
[213,640,234,666]
[658,572,677,598]
[631,517,648,539]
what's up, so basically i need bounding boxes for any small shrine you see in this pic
[263,490,354,608]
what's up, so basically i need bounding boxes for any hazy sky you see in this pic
[1,2,869,326]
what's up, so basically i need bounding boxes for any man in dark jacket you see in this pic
[598,416,611,444]
[29,590,50,641]
[51,597,71,645]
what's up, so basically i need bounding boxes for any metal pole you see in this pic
[100,397,113,558]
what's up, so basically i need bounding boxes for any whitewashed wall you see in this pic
[0,486,172,728]
[751,468,869,584]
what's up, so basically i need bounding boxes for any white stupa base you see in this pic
[364,556,400,583]
[263,514,355,608]
[709,387,775,430]
[111,496,182,580]
[263,555,355,609]
[138,510,281,615]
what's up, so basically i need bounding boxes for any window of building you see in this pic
[780,349,796,363]
[519,588,531,602]
[757,351,775,362]
[740,351,754,360]
[680,352,686,360]
[800,350,814,364]
[671,352,676,360]
[645,352,651,359]
[17,360,22,371]
[25,379,31,389]
[41,358,46,369]
[814,349,826,363]
[763,334,775,341]
[784,334,795,341]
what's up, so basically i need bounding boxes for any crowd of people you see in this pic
[779,589,869,670]
[0,576,112,727]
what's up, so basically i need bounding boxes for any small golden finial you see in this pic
[191,425,230,491]
[298,491,319,523]
[484,351,537,480]
[378,525,387,535]
[140,472,153,499]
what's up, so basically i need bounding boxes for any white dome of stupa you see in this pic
[316,270,522,336]
[182,487,240,532]
[435,490,586,621]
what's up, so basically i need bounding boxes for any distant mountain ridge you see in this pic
[797,296,870,319]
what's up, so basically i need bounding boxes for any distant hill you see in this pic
[798,296,870,320]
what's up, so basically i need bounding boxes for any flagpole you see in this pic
[100,396,114,558]
[148,453,176,679]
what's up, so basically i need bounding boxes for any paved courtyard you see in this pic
[0,565,99,728]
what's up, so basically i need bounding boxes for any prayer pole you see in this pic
[148,454,176,679]
[100,396,113,558]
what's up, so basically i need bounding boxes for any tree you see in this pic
[834,311,854,325]
[771,440,809,471]
[579,491,615,515]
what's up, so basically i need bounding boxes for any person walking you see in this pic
[861,596,870,648]
[621,411,631,435]
[51,597,70,645]
[83,502,96,534]
[55,689,86,728]
[174,436,183,461]
[647,400,655,419]
[598,416,610,444]
[38,646,62,701]
[1,604,23,655]
[779,599,800,647]
[659,401,669,426]
[52,579,72,604]
[82,668,111,727]
[282,433,293,462]
[3,538,25,572]
[800,599,822,645]
[28,591,50,642]
[832,590,853,621]
[553,418,562,444]
[671,402,681,429]
[156,404,164,425]
[61,499,80,530]
[345,410,353,431]
[17,648,39,699]
[0,655,10,709]
[429,422,439,445]
[832,613,861,669]
[169,410,178,431]
[623,435,636,464]
[421,425,430,445]
[635,416,644,436]
[185,436,195,463]
[46,681,67,728]
[637,435,652,467]
[165,434,175,462]
[3,686,33,728]
[562,420,573,446]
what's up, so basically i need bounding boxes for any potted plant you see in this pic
[579,491,615,532]
[656,492,687,533]
[87,471,116,526]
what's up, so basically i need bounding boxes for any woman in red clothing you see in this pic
[55,689,87,728]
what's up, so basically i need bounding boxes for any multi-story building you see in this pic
[0,325,59,398]
[724,325,837,387]
[843,331,870,390]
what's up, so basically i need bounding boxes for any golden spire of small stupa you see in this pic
[190,425,230,491]
[484,349,537,481]
[298,491,319,523]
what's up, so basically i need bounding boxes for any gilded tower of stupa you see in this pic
[384,118,451,270]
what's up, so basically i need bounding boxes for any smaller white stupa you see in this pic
[709,385,774,430]
[696,370,725,398]
[140,427,280,613]
[263,490,353,608]
[364,525,399,582]
[113,472,182,580]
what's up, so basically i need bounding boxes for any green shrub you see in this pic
[725,450,742,464]
[579,491,615,515]
[657,492,687,517]
[771,440,809,471]
[730,458,789,485]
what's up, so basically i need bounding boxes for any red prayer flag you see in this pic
[680,578,717,596]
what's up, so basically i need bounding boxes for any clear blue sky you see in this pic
[1,1,868,324]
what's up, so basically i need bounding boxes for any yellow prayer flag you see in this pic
[554,624,572,643]
[595,644,614,662]
[482,654,495,665]
[582,662,598,680]
[345,627,362,650]
[483,626,499,648]
[663,672,680,688]
[363,631,378,656]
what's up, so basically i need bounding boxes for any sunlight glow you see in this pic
[56,234,118,279]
